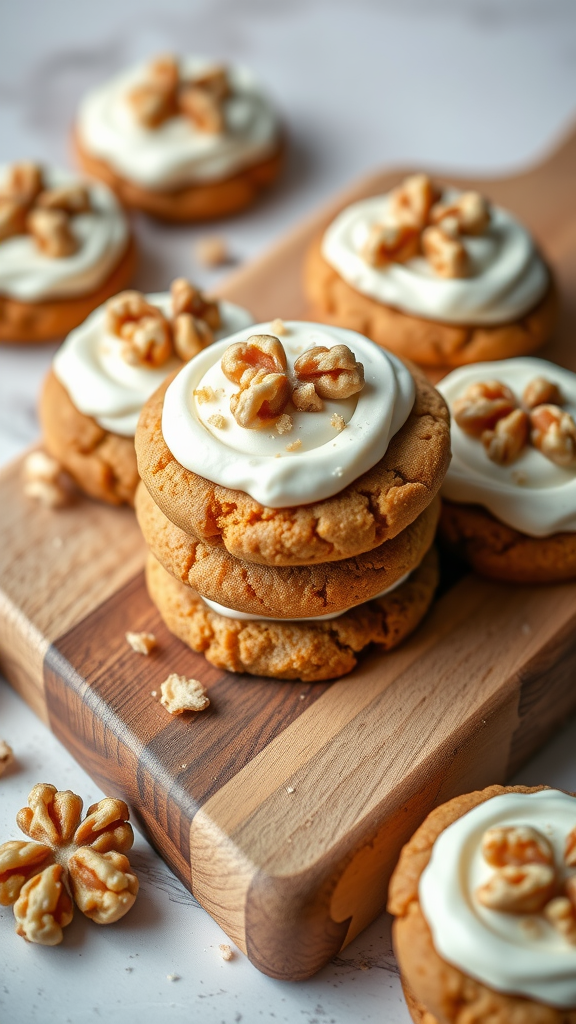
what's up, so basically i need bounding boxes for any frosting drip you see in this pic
[419,790,576,1007]
[77,58,280,190]
[161,321,415,508]
[0,166,129,303]
[438,357,576,536]
[321,189,548,325]
[53,293,254,437]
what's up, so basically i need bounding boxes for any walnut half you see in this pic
[293,345,364,400]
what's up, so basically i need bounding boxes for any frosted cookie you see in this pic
[145,546,439,682]
[437,357,576,582]
[136,482,439,618]
[305,173,557,367]
[135,321,451,565]
[40,279,253,505]
[75,55,283,220]
[0,162,134,343]
[388,785,576,1023]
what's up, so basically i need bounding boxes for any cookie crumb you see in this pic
[270,318,287,335]
[194,386,216,404]
[330,413,346,432]
[299,694,306,700]
[218,943,234,961]
[0,740,14,777]
[276,413,292,435]
[207,413,226,429]
[166,973,180,982]
[195,235,230,268]
[511,470,528,486]
[151,690,158,698]
[285,439,302,452]
[160,674,210,715]
[126,631,156,655]
[285,785,295,794]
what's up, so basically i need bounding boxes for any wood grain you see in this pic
[1,123,576,979]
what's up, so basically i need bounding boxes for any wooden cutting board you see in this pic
[2,126,576,981]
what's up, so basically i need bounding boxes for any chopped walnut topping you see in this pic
[331,413,346,432]
[285,439,302,452]
[294,345,364,400]
[522,377,563,410]
[222,334,288,385]
[545,897,576,944]
[389,173,440,229]
[193,66,231,102]
[194,386,216,404]
[127,83,176,128]
[230,369,291,429]
[421,222,468,278]
[207,413,226,429]
[476,863,556,914]
[125,631,156,655]
[0,199,27,242]
[27,208,78,258]
[452,381,517,437]
[530,404,576,468]
[195,235,230,268]
[106,291,173,368]
[179,85,224,133]
[218,943,234,960]
[170,278,221,330]
[361,221,420,267]
[292,381,323,412]
[565,826,576,868]
[481,409,529,466]
[36,184,91,215]
[173,313,214,361]
[160,674,210,715]
[430,191,490,236]
[275,413,293,435]
[149,54,180,93]
[270,318,287,336]
[0,740,14,778]
[482,825,553,868]
[0,162,43,206]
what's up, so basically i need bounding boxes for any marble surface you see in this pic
[1,1,576,1021]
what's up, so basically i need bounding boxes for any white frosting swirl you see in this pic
[53,293,254,437]
[0,165,129,302]
[438,358,576,537]
[419,790,576,1008]
[77,58,280,190]
[321,188,548,325]
[161,322,415,508]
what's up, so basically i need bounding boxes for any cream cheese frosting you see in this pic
[419,790,576,1007]
[321,188,548,325]
[53,293,254,437]
[77,58,280,190]
[161,321,415,508]
[438,357,576,536]
[0,165,129,303]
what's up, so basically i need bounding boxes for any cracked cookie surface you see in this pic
[145,546,439,682]
[439,500,576,583]
[135,360,450,566]
[40,369,139,505]
[304,233,558,369]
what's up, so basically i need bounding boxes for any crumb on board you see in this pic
[285,786,295,794]
[160,674,210,716]
[126,631,156,655]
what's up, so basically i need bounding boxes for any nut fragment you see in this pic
[127,83,176,128]
[270,318,287,336]
[230,369,291,429]
[331,413,346,431]
[0,739,14,778]
[452,381,517,437]
[285,439,302,452]
[149,54,180,94]
[0,199,27,241]
[222,334,287,385]
[173,313,214,361]
[275,413,292,435]
[482,825,554,868]
[565,826,576,868]
[294,345,364,400]
[192,66,231,102]
[23,479,68,509]
[179,85,224,133]
[389,173,440,229]
[36,184,91,215]
[106,291,173,367]
[218,943,234,960]
[68,847,138,924]
[194,386,216,404]
[292,382,323,412]
[126,631,156,655]
[170,277,221,330]
[17,783,83,847]
[475,863,555,914]
[27,208,78,258]
[160,674,210,715]
[0,162,43,206]
[207,413,226,429]
[522,377,563,411]
[23,450,61,484]
[0,841,53,905]
[544,896,576,944]
[430,191,490,236]
[421,223,468,278]
[361,221,420,267]
[530,405,576,468]
[481,409,529,466]
[72,797,134,854]
[14,863,74,945]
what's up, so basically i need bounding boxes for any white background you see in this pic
[1,1,576,1021]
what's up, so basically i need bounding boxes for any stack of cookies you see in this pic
[134,320,451,682]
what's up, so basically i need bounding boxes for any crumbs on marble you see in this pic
[218,943,234,961]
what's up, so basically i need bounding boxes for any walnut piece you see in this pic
[0,162,43,206]
[207,413,226,429]
[68,847,138,924]
[294,345,364,400]
[14,863,74,946]
[481,409,529,466]
[452,381,517,437]
[0,739,14,778]
[173,312,214,361]
[475,863,555,914]
[482,825,554,868]
[530,404,576,468]
[565,826,576,868]
[179,85,224,133]
[0,199,27,242]
[170,277,221,330]
[230,369,291,429]
[331,413,346,432]
[126,631,156,655]
[421,222,468,278]
[522,377,563,410]
[194,386,216,404]
[0,841,53,905]
[545,896,576,944]
[269,318,287,336]
[389,174,440,229]
[285,439,302,452]
[218,943,234,960]
[430,191,490,236]
[27,208,78,258]
[160,674,210,715]
[361,221,419,267]
[292,382,323,412]
[36,184,91,215]
[149,54,180,94]
[192,66,231,102]
[222,334,288,385]
[275,413,292,435]
[127,56,179,128]
[106,291,173,368]
[17,783,84,846]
